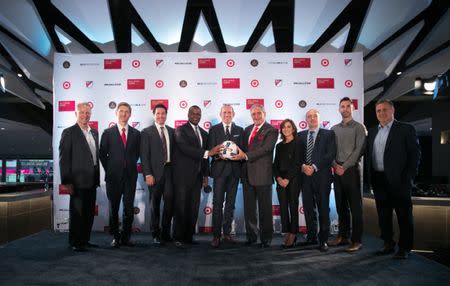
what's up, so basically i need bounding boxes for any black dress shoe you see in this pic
[319,242,329,252]
[86,242,99,248]
[376,242,396,255]
[260,241,271,248]
[244,239,257,246]
[393,249,410,259]
[152,237,161,245]
[111,238,120,248]
[174,241,185,249]
[298,240,318,247]
[72,245,87,252]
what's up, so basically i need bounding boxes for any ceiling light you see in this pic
[0,74,5,93]
[424,81,436,91]
[17,73,22,77]
[396,71,402,75]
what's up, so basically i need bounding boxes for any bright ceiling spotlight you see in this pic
[0,74,5,93]
[424,81,436,91]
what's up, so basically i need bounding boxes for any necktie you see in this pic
[225,125,231,140]
[248,126,259,146]
[160,126,168,163]
[194,125,201,147]
[306,131,314,165]
[121,127,127,147]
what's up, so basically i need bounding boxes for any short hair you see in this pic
[339,97,353,105]
[306,108,320,118]
[279,119,297,142]
[375,99,394,108]
[220,104,234,113]
[117,102,132,113]
[189,105,201,112]
[250,104,265,113]
[152,103,167,114]
[77,102,91,111]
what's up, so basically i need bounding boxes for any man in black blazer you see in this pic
[99,102,141,247]
[59,102,100,252]
[172,105,221,248]
[232,104,278,248]
[207,104,244,248]
[298,109,336,252]
[140,103,175,245]
[367,99,420,259]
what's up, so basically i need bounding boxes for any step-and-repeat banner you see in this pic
[53,52,364,235]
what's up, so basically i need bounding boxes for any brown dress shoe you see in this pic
[210,237,221,248]
[346,242,362,252]
[329,237,350,246]
[223,235,237,244]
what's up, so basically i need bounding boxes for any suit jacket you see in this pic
[59,124,100,189]
[173,122,209,185]
[140,124,175,182]
[366,120,421,192]
[298,128,336,180]
[207,122,244,178]
[242,122,278,186]
[99,125,141,186]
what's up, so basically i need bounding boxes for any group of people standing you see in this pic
[59,97,420,260]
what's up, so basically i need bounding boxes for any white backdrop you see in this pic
[53,52,364,235]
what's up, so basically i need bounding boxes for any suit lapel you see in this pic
[384,120,396,152]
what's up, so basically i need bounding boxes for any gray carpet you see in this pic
[1,231,448,285]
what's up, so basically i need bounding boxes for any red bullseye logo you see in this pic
[299,121,308,129]
[203,121,211,129]
[132,60,140,68]
[63,81,71,89]
[250,79,259,87]
[275,100,283,108]
[226,59,235,67]
[179,100,188,109]
[204,206,212,215]
[321,58,329,67]
[299,206,304,214]
[345,80,353,88]
[155,80,164,88]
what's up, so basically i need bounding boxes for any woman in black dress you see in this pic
[273,119,303,248]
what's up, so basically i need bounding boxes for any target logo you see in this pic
[299,206,304,214]
[321,58,329,67]
[299,121,308,130]
[109,122,116,128]
[132,60,140,68]
[155,80,164,88]
[250,79,259,87]
[203,206,212,215]
[133,207,140,215]
[226,59,235,67]
[179,100,188,109]
[203,121,211,130]
[345,80,353,88]
[275,100,283,108]
[62,81,71,89]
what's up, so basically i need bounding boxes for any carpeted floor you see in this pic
[1,231,448,285]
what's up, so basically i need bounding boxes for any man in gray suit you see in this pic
[140,103,175,245]
[232,104,278,248]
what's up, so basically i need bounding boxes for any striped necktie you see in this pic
[306,131,314,165]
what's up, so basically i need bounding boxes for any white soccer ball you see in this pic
[221,140,238,159]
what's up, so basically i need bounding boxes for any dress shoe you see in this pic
[111,238,120,248]
[297,239,318,247]
[86,242,99,248]
[346,242,362,252]
[152,237,161,245]
[185,239,199,245]
[393,249,410,259]
[223,235,237,244]
[174,241,185,249]
[283,234,297,249]
[210,237,221,248]
[260,241,271,248]
[376,242,396,255]
[329,236,350,247]
[319,242,329,252]
[244,239,257,246]
[72,245,87,252]
[121,240,136,247]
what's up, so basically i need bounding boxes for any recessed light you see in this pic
[0,127,5,130]
[17,73,23,77]
[396,71,402,75]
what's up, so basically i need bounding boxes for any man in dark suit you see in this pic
[99,102,141,247]
[172,105,221,248]
[208,104,244,248]
[298,109,336,252]
[367,99,421,259]
[59,102,100,252]
[231,104,278,248]
[140,103,175,245]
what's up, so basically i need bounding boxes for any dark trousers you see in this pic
[372,171,414,251]
[276,176,300,234]
[302,175,331,243]
[243,180,273,243]
[212,171,239,238]
[106,175,136,241]
[69,187,96,247]
[150,165,174,240]
[173,173,202,242]
[334,165,363,243]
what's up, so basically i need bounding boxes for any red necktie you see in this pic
[121,127,127,147]
[248,126,259,146]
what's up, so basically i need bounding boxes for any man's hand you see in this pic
[302,164,314,176]
[335,164,345,176]
[230,146,246,161]
[209,144,223,157]
[145,175,155,187]
[62,184,74,195]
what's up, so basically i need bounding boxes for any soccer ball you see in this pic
[221,140,238,159]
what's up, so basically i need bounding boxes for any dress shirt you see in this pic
[372,120,394,171]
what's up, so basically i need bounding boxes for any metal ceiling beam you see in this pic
[243,0,295,52]
[178,0,227,52]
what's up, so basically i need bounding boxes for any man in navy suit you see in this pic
[298,109,336,252]
[140,103,175,245]
[172,105,222,248]
[367,99,420,259]
[99,102,141,248]
[59,102,100,251]
[207,105,244,248]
